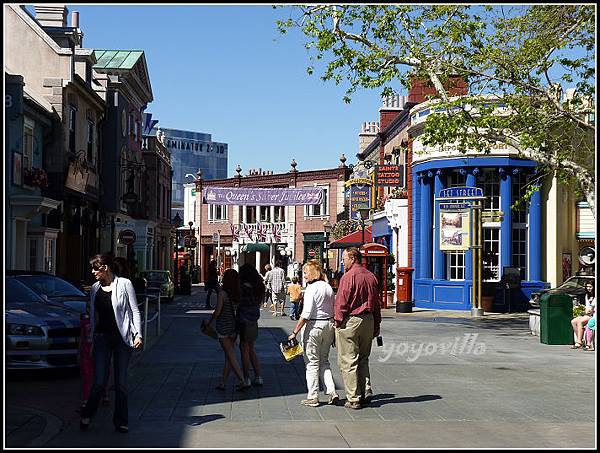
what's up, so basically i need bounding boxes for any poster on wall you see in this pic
[439,208,471,251]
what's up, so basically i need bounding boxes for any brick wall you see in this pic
[408,76,468,104]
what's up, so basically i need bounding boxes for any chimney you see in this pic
[34,4,69,28]
[72,11,79,28]
[379,94,406,132]
[408,75,468,104]
[358,121,379,154]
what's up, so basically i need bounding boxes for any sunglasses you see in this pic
[92,264,106,271]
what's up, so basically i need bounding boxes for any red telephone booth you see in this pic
[359,243,389,309]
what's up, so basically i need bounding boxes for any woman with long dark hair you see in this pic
[80,253,142,433]
[208,268,249,390]
[237,264,265,386]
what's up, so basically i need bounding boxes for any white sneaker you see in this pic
[252,376,263,386]
[245,377,252,387]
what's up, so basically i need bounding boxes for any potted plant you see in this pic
[23,167,49,188]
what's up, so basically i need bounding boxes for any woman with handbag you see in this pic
[80,254,143,433]
[208,268,250,391]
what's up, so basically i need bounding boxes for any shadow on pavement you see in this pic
[364,393,443,408]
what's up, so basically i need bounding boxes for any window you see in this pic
[274,206,286,223]
[483,228,500,281]
[512,227,527,280]
[44,238,55,274]
[87,120,94,164]
[129,113,134,136]
[23,119,34,170]
[259,206,271,223]
[482,169,500,211]
[304,185,329,217]
[121,109,127,137]
[512,172,528,279]
[209,204,228,221]
[447,170,466,188]
[29,239,37,271]
[447,251,465,280]
[69,106,77,154]
[244,206,257,224]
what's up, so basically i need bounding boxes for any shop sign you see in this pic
[119,229,136,245]
[438,186,483,200]
[375,165,403,186]
[350,184,371,220]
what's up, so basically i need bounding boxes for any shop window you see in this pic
[512,227,527,280]
[447,251,465,280]
[447,170,466,188]
[482,170,500,211]
[483,228,500,281]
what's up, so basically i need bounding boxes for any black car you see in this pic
[6,270,88,314]
[529,275,595,308]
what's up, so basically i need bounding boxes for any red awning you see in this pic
[329,226,372,249]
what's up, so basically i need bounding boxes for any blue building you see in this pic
[151,127,228,219]
[409,100,548,311]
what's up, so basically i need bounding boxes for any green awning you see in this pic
[241,243,270,253]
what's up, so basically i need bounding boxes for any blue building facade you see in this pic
[152,127,228,218]
[409,101,548,311]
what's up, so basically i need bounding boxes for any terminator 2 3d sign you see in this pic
[203,187,323,206]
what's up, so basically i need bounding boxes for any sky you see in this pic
[53,4,387,177]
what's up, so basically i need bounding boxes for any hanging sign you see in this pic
[119,229,136,245]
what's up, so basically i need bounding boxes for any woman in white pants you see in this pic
[288,260,339,407]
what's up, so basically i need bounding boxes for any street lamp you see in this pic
[323,219,333,271]
[358,208,371,245]
[172,212,183,294]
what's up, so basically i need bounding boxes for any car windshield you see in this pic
[143,272,168,282]
[16,275,86,298]
[6,278,45,303]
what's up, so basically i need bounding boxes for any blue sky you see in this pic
[57,4,386,177]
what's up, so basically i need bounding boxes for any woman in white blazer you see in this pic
[80,254,143,433]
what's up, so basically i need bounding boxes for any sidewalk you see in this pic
[5,285,596,448]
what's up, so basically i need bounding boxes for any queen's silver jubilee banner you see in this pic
[203,187,323,206]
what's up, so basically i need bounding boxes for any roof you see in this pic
[329,226,372,249]
[93,50,144,70]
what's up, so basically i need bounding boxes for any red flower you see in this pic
[24,167,49,188]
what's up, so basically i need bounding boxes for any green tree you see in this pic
[276,5,595,216]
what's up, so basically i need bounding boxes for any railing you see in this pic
[135,288,162,350]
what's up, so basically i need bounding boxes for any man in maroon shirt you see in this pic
[334,247,381,409]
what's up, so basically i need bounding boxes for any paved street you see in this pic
[5,285,596,448]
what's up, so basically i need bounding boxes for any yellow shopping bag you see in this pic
[279,338,303,362]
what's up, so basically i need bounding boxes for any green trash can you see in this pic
[540,293,574,345]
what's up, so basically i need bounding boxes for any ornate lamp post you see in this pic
[323,219,333,271]
[358,208,371,245]
[172,212,183,294]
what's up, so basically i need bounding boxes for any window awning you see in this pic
[241,243,270,253]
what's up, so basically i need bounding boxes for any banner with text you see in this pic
[203,187,323,206]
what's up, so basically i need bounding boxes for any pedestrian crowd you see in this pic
[77,247,382,436]
[571,280,595,351]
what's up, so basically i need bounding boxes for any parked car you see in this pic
[140,270,175,302]
[529,275,595,308]
[5,277,81,370]
[6,270,88,314]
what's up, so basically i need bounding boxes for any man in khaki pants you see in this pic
[334,247,381,409]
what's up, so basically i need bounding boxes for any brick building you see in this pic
[194,158,351,282]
